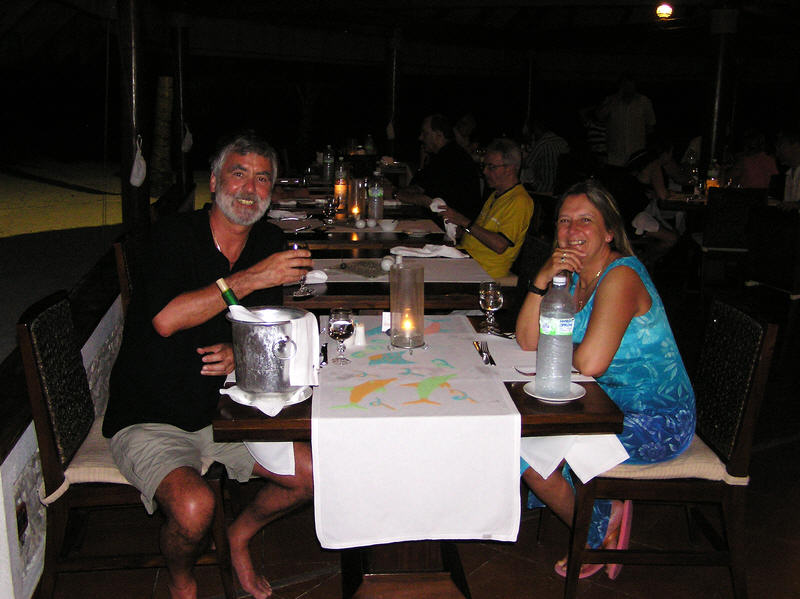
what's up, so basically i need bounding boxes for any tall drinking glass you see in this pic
[328,308,355,365]
[478,281,503,333]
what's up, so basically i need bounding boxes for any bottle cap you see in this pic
[553,274,567,286]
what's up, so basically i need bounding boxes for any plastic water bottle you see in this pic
[322,145,334,183]
[368,170,384,220]
[535,274,575,398]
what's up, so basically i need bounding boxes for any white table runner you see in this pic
[311,258,491,283]
[312,315,520,549]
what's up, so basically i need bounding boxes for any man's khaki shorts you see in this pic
[109,423,255,514]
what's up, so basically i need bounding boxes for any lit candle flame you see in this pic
[402,314,414,333]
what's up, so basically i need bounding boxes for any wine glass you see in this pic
[322,195,337,224]
[328,308,355,365]
[289,241,314,298]
[478,281,504,333]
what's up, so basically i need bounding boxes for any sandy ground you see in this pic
[0,159,212,237]
[0,160,212,358]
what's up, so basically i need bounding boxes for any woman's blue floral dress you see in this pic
[522,256,695,547]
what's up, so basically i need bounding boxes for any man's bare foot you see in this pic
[230,538,272,599]
[167,576,197,599]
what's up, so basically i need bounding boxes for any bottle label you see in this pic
[539,316,574,336]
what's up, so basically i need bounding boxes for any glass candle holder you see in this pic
[347,177,368,220]
[390,261,424,349]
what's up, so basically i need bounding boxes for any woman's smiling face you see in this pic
[556,193,613,257]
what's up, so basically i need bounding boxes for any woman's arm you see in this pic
[515,244,586,350]
[573,266,651,377]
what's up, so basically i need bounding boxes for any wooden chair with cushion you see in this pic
[562,300,777,599]
[17,291,236,599]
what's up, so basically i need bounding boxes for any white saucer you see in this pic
[523,379,586,403]
[230,385,312,407]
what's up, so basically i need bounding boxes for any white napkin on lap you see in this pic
[520,434,629,483]
[304,270,328,284]
[429,198,447,213]
[390,244,468,259]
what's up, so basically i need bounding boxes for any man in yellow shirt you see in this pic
[441,138,534,278]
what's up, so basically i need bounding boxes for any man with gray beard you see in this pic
[103,132,312,599]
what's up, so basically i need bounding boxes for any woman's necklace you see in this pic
[575,268,603,311]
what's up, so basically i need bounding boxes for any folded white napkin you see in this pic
[390,244,468,259]
[219,385,287,416]
[429,197,447,213]
[289,312,320,386]
[632,211,660,235]
[268,209,306,219]
[227,304,268,323]
[520,434,629,483]
[304,269,328,284]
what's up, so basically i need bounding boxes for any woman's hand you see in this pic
[198,342,235,376]
[535,243,586,287]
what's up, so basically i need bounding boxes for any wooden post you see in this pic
[707,8,738,164]
[172,16,193,197]
[117,0,151,232]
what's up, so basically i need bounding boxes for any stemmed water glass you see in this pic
[478,280,503,333]
[289,241,314,298]
[322,195,337,224]
[328,308,355,365]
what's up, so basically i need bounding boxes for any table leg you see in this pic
[340,541,471,599]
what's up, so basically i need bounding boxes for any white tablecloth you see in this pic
[312,315,520,549]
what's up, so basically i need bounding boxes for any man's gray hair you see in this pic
[210,131,279,184]
[486,138,522,170]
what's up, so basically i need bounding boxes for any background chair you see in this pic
[17,291,236,599]
[695,188,767,292]
[562,300,777,599]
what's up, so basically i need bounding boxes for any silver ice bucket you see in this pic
[226,306,310,395]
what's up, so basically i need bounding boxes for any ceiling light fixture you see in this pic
[656,3,673,19]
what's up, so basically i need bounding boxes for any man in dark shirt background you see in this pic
[103,132,312,599]
[396,113,483,221]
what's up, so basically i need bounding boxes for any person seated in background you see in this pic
[521,117,570,195]
[440,138,534,278]
[396,113,483,221]
[776,127,800,204]
[453,112,481,160]
[103,132,313,599]
[728,129,778,189]
[620,136,683,264]
[515,180,695,580]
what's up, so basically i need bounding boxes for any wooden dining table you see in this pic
[212,316,623,599]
